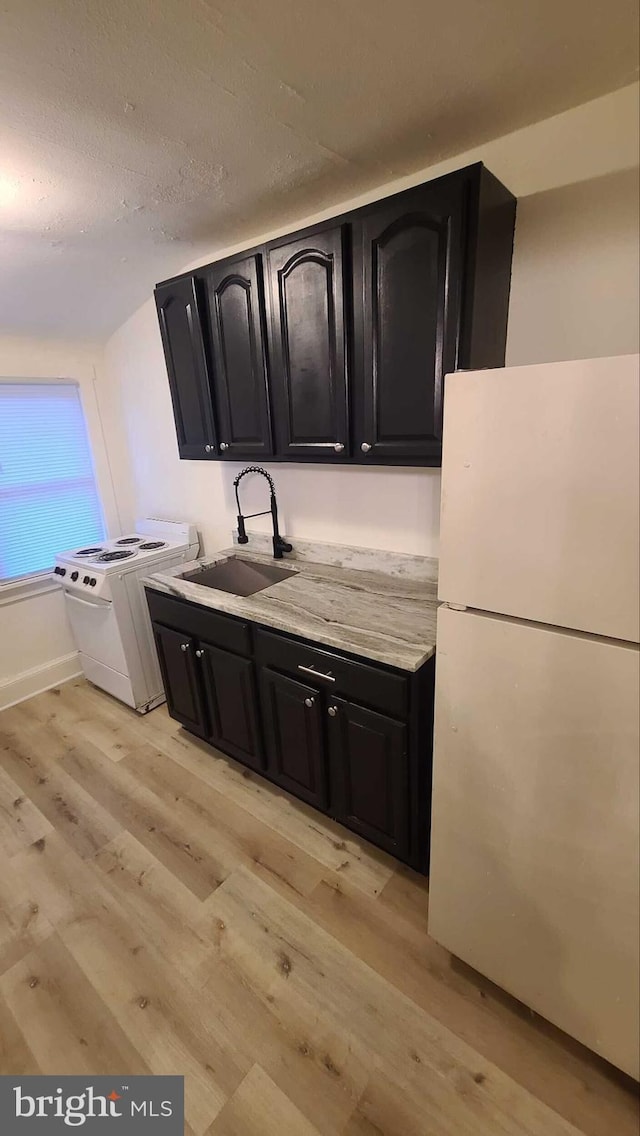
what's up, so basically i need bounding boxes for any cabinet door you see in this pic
[155,277,217,460]
[199,643,265,771]
[328,697,409,858]
[204,254,273,457]
[259,667,328,808]
[266,223,350,458]
[152,624,207,735]
[356,176,465,462]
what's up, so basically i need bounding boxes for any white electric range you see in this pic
[54,519,199,712]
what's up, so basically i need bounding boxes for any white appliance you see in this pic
[428,355,640,1079]
[54,519,199,712]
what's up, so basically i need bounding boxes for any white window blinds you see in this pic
[0,382,105,583]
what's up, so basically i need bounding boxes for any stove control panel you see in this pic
[54,562,109,600]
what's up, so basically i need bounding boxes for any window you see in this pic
[0,381,105,583]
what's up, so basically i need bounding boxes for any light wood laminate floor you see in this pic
[0,679,637,1136]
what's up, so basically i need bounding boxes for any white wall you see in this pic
[100,84,640,562]
[0,335,119,708]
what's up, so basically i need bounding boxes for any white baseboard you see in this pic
[0,652,82,712]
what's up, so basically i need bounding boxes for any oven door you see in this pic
[64,591,129,674]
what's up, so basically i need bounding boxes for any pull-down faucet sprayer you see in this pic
[233,467,293,560]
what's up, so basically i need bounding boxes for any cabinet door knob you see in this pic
[204,444,212,453]
[220,442,229,451]
[328,705,338,717]
[195,649,203,658]
[360,442,371,453]
[334,442,344,453]
[304,697,315,708]
[180,642,189,652]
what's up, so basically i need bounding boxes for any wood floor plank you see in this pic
[0,708,122,860]
[121,742,327,900]
[0,762,53,858]
[92,834,367,1135]
[0,679,637,1136]
[208,1064,324,1136]
[0,991,40,1074]
[56,736,226,899]
[9,829,111,931]
[141,725,396,897]
[51,679,181,747]
[302,872,636,1136]
[205,866,585,1136]
[9,832,246,1134]
[0,856,55,976]
[0,933,151,1076]
[92,831,218,978]
[12,833,247,1131]
[58,898,248,1134]
[200,951,369,1136]
[22,683,135,762]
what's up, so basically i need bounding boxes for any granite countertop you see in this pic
[143,534,439,673]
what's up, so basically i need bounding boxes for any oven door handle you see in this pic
[65,591,112,609]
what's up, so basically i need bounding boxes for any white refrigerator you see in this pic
[428,354,640,1079]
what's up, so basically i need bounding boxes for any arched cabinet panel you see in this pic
[266,224,350,458]
[154,277,217,459]
[155,164,516,466]
[205,253,273,457]
[357,178,466,461]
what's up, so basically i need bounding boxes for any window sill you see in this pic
[0,572,60,608]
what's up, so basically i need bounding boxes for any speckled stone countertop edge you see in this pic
[143,540,439,673]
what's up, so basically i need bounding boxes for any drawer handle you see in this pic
[297,664,336,683]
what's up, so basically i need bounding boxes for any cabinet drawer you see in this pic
[145,589,252,656]
[254,628,407,719]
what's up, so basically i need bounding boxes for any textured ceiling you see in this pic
[0,0,638,339]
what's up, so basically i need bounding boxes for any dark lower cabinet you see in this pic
[152,625,207,735]
[147,588,434,872]
[200,643,264,770]
[327,698,409,859]
[259,667,328,809]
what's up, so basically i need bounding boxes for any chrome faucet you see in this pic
[233,467,293,560]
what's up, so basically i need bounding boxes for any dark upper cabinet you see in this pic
[327,697,409,859]
[154,277,217,460]
[155,163,515,465]
[204,254,273,457]
[152,624,207,735]
[199,642,265,771]
[266,223,350,458]
[259,667,328,809]
[354,175,465,462]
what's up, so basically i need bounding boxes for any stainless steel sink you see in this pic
[179,556,297,597]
